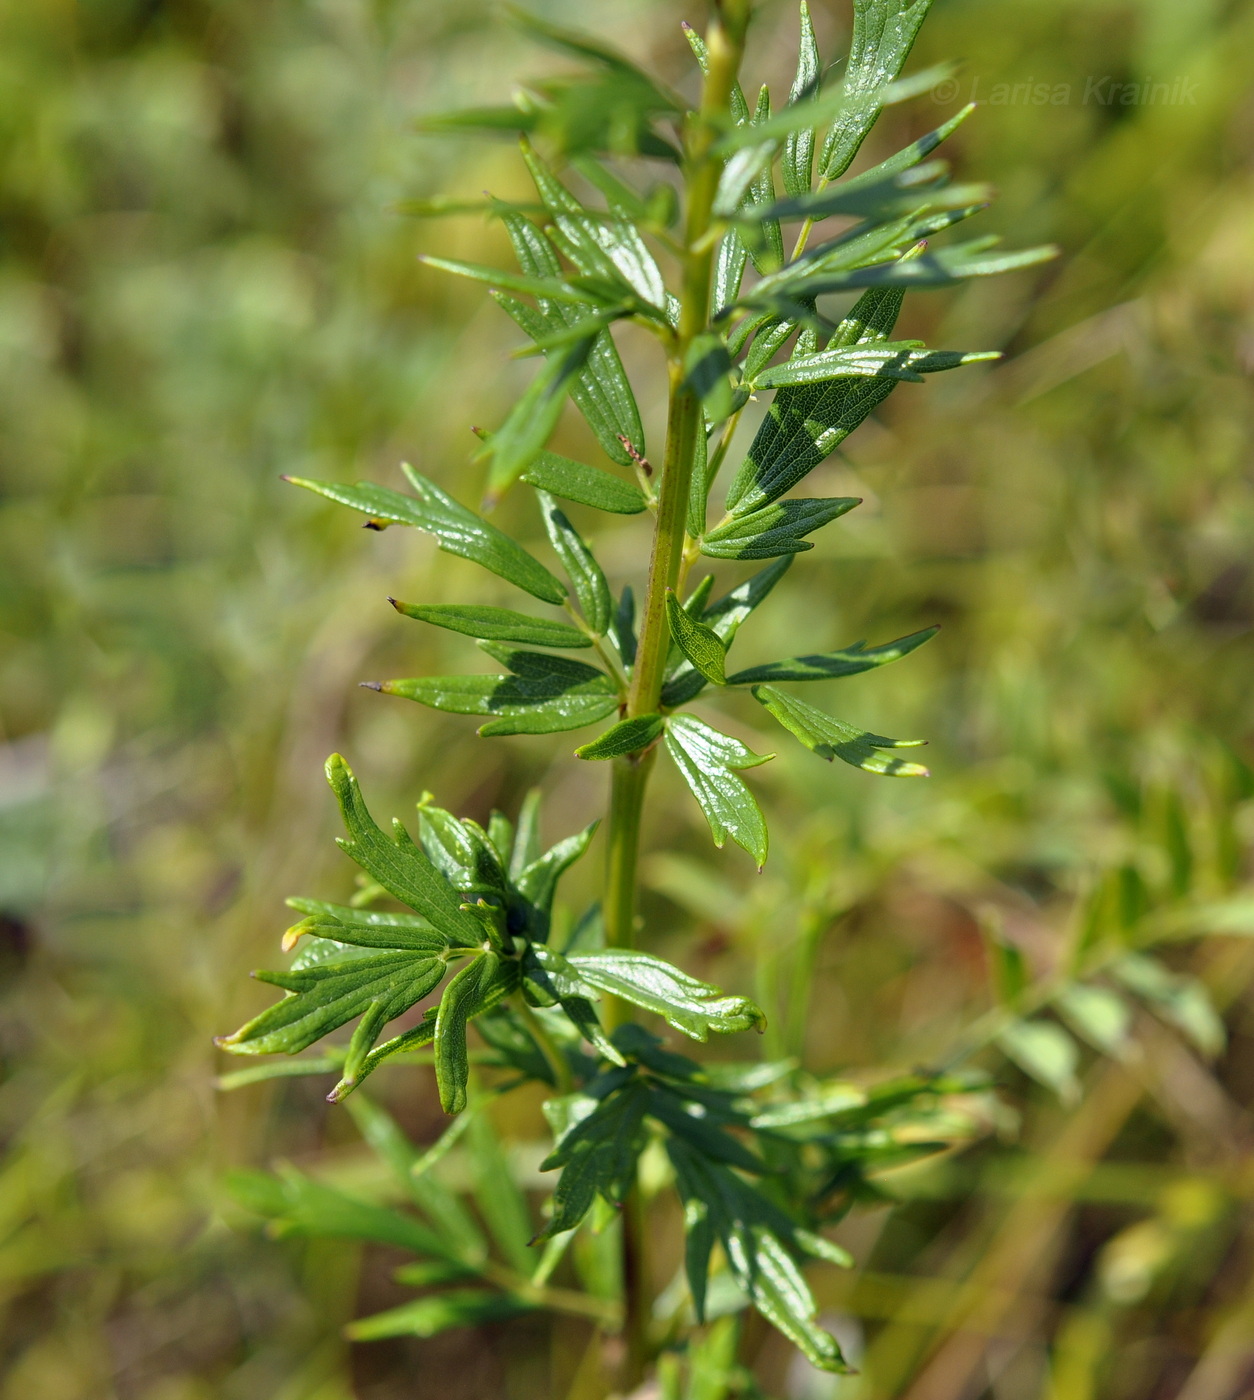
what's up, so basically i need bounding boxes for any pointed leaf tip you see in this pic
[360,681,383,692]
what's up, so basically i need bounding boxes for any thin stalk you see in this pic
[514,995,574,1096]
[598,6,751,1389]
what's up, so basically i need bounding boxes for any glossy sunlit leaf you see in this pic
[726,625,938,685]
[665,591,726,685]
[324,756,484,946]
[567,948,764,1040]
[818,0,937,181]
[664,716,772,866]
[389,601,590,650]
[537,491,612,635]
[751,342,998,390]
[575,713,665,761]
[701,497,861,560]
[753,686,929,776]
[434,953,521,1114]
[782,2,821,199]
[285,471,566,604]
[521,450,646,514]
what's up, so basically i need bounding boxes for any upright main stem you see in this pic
[599,5,749,1390]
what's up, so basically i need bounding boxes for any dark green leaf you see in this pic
[347,1290,534,1341]
[513,821,599,934]
[724,285,905,516]
[644,1085,766,1173]
[818,0,937,181]
[840,100,976,193]
[567,947,765,1041]
[434,953,521,1114]
[661,558,793,708]
[613,584,638,666]
[701,497,861,560]
[782,1,821,198]
[726,624,938,685]
[753,686,929,776]
[537,491,612,635]
[510,788,544,879]
[667,1139,849,1372]
[575,714,665,761]
[390,601,590,649]
[416,802,508,903]
[537,1081,650,1237]
[665,592,726,685]
[324,756,484,946]
[664,715,772,866]
[283,898,446,953]
[521,450,646,514]
[740,159,986,227]
[285,471,566,605]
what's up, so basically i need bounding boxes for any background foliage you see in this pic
[1,1,1253,1398]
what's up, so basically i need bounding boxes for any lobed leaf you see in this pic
[753,686,929,776]
[537,1081,650,1237]
[667,1139,849,1371]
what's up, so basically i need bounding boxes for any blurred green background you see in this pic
[2,0,1253,1397]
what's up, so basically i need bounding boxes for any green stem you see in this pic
[514,995,574,1096]
[601,7,750,1390]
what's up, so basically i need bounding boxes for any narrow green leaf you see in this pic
[575,714,665,761]
[752,343,998,390]
[514,822,600,932]
[782,2,821,198]
[613,584,638,666]
[324,756,484,945]
[416,803,508,903]
[419,252,608,305]
[347,1290,534,1341]
[818,0,938,181]
[521,450,646,514]
[665,592,726,685]
[434,953,520,1114]
[726,625,938,685]
[390,601,590,649]
[701,497,861,560]
[286,471,566,605]
[841,101,976,194]
[538,1081,650,1238]
[537,491,612,635]
[644,1085,766,1174]
[510,788,544,879]
[567,948,765,1042]
[283,898,446,953]
[753,686,929,776]
[665,715,772,867]
[484,329,599,499]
